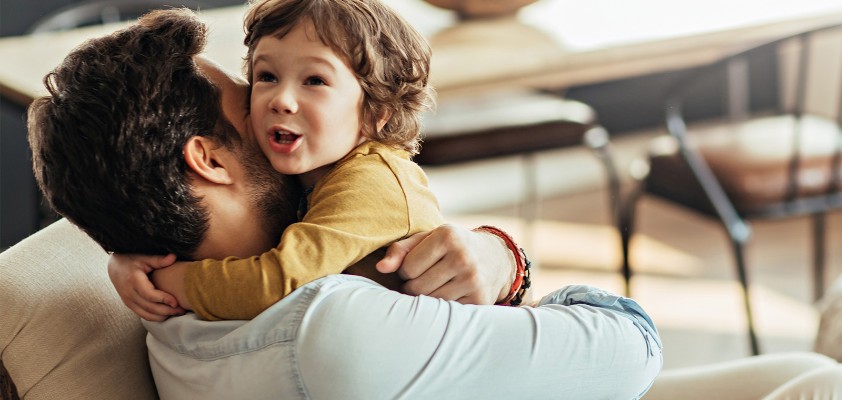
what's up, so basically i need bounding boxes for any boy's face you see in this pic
[250,20,366,187]
[193,57,294,259]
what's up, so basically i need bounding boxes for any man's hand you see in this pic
[376,224,515,305]
[107,253,185,321]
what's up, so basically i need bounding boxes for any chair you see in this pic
[416,89,598,166]
[617,23,842,356]
[415,89,608,253]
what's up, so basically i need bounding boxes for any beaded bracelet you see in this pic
[472,225,532,306]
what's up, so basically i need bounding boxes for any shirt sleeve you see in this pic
[298,282,663,399]
[184,153,443,321]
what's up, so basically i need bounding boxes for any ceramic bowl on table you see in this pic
[424,0,538,19]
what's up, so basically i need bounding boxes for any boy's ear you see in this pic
[182,136,234,185]
[376,109,392,133]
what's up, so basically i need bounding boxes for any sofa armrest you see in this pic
[0,219,157,399]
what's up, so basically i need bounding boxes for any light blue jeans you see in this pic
[144,275,662,399]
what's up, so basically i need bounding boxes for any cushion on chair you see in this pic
[646,114,842,215]
[0,219,157,400]
[645,135,717,215]
[416,90,596,165]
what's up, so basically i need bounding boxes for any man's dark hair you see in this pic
[28,9,237,258]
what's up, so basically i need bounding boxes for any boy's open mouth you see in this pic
[273,131,301,144]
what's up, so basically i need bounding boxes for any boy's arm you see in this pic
[151,262,192,309]
[151,225,521,315]
[184,156,439,321]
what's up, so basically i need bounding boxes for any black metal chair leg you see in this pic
[620,187,642,297]
[731,238,760,355]
[812,212,826,301]
[582,126,637,297]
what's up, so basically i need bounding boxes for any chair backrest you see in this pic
[759,25,842,200]
[664,23,842,206]
[774,25,842,123]
[27,0,204,34]
[667,23,842,124]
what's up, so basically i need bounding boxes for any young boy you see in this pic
[184,0,443,320]
[112,0,527,320]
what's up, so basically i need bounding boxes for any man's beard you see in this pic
[238,139,302,244]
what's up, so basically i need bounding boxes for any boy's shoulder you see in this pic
[348,141,408,160]
[319,141,427,192]
[336,141,415,171]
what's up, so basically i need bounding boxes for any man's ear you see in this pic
[183,136,234,184]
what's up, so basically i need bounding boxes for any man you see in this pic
[27,8,662,399]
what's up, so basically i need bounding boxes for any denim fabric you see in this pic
[144,275,662,400]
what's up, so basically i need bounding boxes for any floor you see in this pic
[422,127,842,371]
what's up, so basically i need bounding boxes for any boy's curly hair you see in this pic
[244,0,434,155]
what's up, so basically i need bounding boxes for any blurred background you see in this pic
[3,0,842,371]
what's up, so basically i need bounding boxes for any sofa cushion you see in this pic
[0,219,157,399]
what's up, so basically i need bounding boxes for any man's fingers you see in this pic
[424,281,467,302]
[376,231,431,274]
[402,261,455,296]
[424,271,485,304]
[397,234,454,281]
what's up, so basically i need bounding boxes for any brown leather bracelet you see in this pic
[472,225,532,306]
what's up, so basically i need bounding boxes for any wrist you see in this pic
[152,262,192,310]
[472,225,532,306]
[476,230,516,302]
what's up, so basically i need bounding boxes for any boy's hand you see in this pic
[376,224,513,305]
[107,253,185,321]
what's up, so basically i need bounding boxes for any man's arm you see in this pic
[144,278,662,399]
[296,283,662,399]
[375,224,518,305]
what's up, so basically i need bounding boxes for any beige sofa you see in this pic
[0,219,157,400]
[3,218,842,400]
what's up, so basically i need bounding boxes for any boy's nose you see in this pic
[270,89,297,114]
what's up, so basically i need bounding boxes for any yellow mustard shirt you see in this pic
[184,141,444,320]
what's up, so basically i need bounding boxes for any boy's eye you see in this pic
[305,76,326,86]
[256,72,277,83]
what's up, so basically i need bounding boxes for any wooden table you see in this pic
[3,0,842,105]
